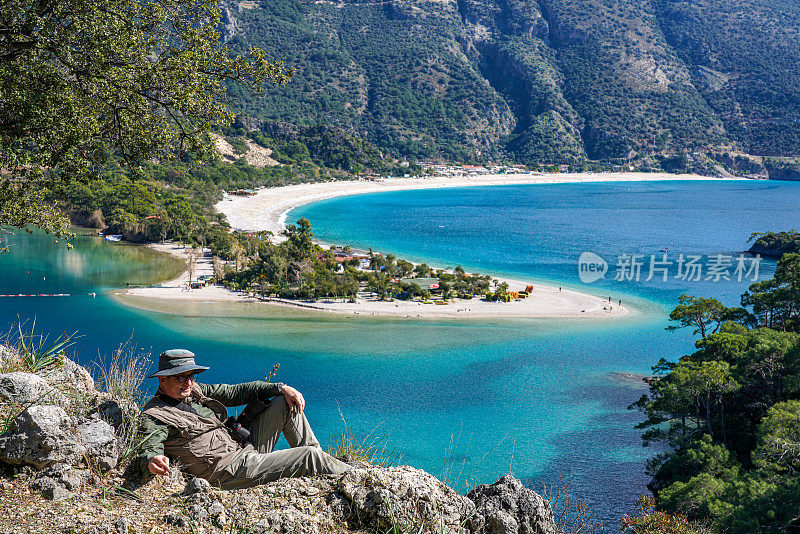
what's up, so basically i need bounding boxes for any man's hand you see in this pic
[148,455,170,476]
[281,385,305,414]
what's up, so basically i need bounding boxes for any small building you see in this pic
[230,189,257,196]
[397,277,440,290]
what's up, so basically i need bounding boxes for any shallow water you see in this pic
[2,180,799,529]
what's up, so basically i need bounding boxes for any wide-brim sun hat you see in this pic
[148,349,210,378]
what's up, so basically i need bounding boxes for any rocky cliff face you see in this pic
[0,351,562,534]
[224,0,800,163]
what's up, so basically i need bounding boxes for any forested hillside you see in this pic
[221,0,800,166]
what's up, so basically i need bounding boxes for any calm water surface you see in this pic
[2,180,799,529]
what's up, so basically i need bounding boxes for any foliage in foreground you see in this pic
[622,496,713,534]
[0,0,291,246]
[632,253,800,532]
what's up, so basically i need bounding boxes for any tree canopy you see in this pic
[0,0,292,246]
[633,256,800,532]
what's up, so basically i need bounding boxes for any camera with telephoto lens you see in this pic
[223,397,271,445]
[225,417,251,444]
[236,397,270,430]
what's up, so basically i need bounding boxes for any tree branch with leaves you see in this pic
[0,0,293,249]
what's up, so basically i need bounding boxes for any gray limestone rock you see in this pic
[75,413,118,470]
[0,372,66,406]
[467,475,559,534]
[163,511,187,528]
[338,465,475,534]
[250,511,321,534]
[30,464,85,501]
[94,398,139,433]
[31,463,86,493]
[111,515,131,534]
[0,405,82,469]
[184,477,213,495]
[39,357,95,393]
[208,501,227,527]
[39,480,75,501]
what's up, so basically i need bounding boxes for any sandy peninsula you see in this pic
[121,172,724,319]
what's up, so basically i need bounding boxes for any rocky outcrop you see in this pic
[765,160,800,181]
[172,466,560,534]
[0,372,67,406]
[338,466,475,532]
[38,357,95,394]
[468,475,559,534]
[219,3,238,43]
[0,405,83,469]
[0,405,118,471]
[0,354,561,533]
[747,230,800,259]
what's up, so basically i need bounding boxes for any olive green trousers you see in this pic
[214,395,350,489]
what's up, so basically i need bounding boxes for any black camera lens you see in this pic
[225,417,251,443]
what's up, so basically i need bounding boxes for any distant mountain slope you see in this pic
[654,0,800,156]
[223,0,800,164]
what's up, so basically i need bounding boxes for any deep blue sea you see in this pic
[2,179,799,529]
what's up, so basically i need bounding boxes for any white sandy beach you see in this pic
[121,172,728,319]
[217,172,719,240]
[119,242,628,318]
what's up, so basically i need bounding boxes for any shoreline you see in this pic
[117,241,632,319]
[120,172,733,319]
[217,172,730,240]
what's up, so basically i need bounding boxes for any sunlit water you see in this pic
[2,180,799,529]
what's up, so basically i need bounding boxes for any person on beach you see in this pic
[136,349,350,488]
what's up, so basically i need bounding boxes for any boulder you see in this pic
[34,478,75,501]
[0,372,67,406]
[75,413,118,470]
[183,477,213,496]
[30,463,87,500]
[467,475,559,534]
[94,397,140,434]
[0,405,82,469]
[39,357,95,394]
[337,465,475,533]
[33,462,86,490]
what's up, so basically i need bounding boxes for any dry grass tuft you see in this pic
[541,478,604,534]
[93,337,151,406]
[91,338,153,467]
[328,406,400,468]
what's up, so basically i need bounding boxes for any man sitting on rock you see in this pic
[136,349,349,488]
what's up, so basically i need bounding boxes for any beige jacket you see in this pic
[142,384,241,481]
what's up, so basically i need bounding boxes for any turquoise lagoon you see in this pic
[2,179,800,528]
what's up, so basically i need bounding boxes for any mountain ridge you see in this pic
[221,0,800,167]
